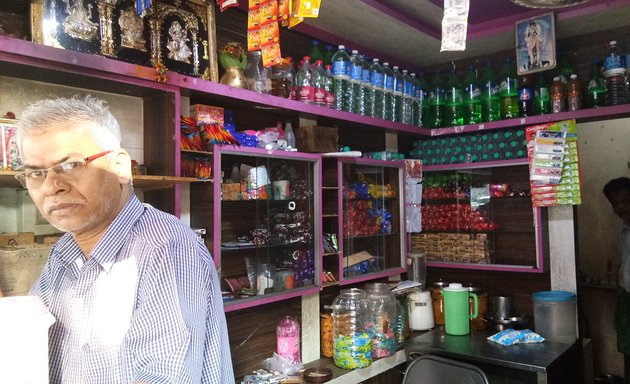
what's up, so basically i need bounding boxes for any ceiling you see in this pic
[293,0,630,70]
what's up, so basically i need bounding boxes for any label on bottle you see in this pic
[298,85,315,102]
[325,91,336,108]
[332,61,349,78]
[567,93,581,111]
[551,96,564,113]
[518,87,533,101]
[277,335,300,362]
[350,63,362,81]
[371,71,384,89]
[384,76,394,91]
[314,87,327,105]
[604,55,623,71]
[403,80,413,96]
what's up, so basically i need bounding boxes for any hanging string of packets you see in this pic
[180,116,239,149]
[135,0,151,16]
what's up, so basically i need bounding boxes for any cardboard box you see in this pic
[294,125,338,153]
[0,232,35,247]
[0,244,51,296]
[190,104,224,126]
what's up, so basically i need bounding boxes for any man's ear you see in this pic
[113,149,133,184]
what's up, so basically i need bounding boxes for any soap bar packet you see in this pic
[487,328,545,346]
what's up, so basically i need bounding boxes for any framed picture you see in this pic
[0,118,19,171]
[515,12,556,75]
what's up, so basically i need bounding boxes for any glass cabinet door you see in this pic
[340,159,406,283]
[191,146,321,311]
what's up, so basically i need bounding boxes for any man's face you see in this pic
[607,189,630,224]
[20,122,127,236]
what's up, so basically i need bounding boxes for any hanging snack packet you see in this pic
[261,41,282,67]
[441,0,470,51]
[291,0,321,17]
[260,0,279,22]
[278,0,290,26]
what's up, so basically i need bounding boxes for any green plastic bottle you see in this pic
[534,73,551,115]
[587,61,605,108]
[463,64,482,125]
[428,70,446,128]
[480,61,501,122]
[308,40,324,63]
[499,58,519,119]
[445,64,464,126]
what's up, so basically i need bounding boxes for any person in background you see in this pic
[604,177,630,383]
[15,95,234,384]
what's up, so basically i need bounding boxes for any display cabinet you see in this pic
[412,159,546,273]
[325,158,406,285]
[190,145,321,311]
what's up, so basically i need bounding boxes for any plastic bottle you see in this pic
[331,45,351,111]
[462,64,482,125]
[555,55,574,85]
[324,64,336,108]
[271,57,293,99]
[605,67,627,106]
[331,288,372,369]
[534,73,551,115]
[587,61,605,108]
[323,44,335,66]
[566,74,582,111]
[401,69,414,125]
[284,121,296,150]
[393,66,405,122]
[480,62,500,122]
[410,72,422,127]
[312,60,327,107]
[349,50,364,115]
[361,55,372,117]
[604,40,625,71]
[417,72,430,127]
[445,64,464,126]
[428,70,446,128]
[517,74,534,117]
[276,315,301,364]
[550,76,566,113]
[382,62,395,121]
[370,58,386,119]
[297,56,314,104]
[499,58,519,119]
[308,40,324,63]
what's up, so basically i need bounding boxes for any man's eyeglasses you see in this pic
[15,150,113,189]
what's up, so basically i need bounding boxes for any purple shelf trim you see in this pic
[223,286,321,312]
[423,158,528,171]
[427,261,543,273]
[339,268,407,286]
[339,157,406,167]
[214,144,322,160]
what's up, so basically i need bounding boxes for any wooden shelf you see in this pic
[181,149,213,156]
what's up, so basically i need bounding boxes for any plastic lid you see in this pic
[338,45,345,50]
[532,290,576,302]
[570,74,577,79]
[604,68,626,77]
[443,282,468,291]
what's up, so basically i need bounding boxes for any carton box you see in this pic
[0,245,51,297]
[190,104,224,126]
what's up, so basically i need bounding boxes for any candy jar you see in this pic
[332,288,372,369]
[364,283,397,358]
[276,315,301,364]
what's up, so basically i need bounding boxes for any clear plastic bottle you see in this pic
[480,61,500,122]
[360,55,372,117]
[550,76,566,113]
[324,64,336,109]
[276,315,301,364]
[588,61,605,108]
[604,40,625,71]
[284,121,296,150]
[382,62,395,121]
[567,74,582,111]
[534,73,551,115]
[410,73,422,127]
[445,64,464,126]
[428,70,446,128]
[245,50,271,94]
[297,56,314,104]
[499,58,519,119]
[349,50,364,115]
[462,64,482,125]
[365,283,397,359]
[271,57,293,99]
[393,66,405,123]
[417,72,430,127]
[312,60,327,107]
[369,58,385,119]
[332,288,372,369]
[331,45,351,111]
[401,69,414,125]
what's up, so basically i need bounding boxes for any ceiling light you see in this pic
[511,0,589,8]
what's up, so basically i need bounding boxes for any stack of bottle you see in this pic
[408,128,527,166]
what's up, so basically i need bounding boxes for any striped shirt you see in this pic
[30,195,234,384]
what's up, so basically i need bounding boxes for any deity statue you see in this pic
[166,20,192,63]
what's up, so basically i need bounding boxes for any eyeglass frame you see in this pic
[14,150,114,189]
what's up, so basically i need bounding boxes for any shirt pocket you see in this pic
[81,344,125,384]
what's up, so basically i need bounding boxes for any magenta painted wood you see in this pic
[423,158,528,171]
[224,286,321,312]
[340,268,408,287]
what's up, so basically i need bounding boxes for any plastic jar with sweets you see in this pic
[332,288,372,369]
[365,283,397,359]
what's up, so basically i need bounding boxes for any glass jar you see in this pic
[332,288,372,369]
[320,311,333,358]
[365,282,397,359]
[468,285,488,330]
[245,50,271,94]
[271,58,294,98]
[428,280,448,325]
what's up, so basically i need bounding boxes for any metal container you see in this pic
[407,252,427,289]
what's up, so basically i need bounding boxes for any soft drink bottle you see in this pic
[324,44,335,66]
[462,64,482,124]
[370,58,386,119]
[555,55,575,84]
[312,60,327,107]
[361,55,372,117]
[604,40,625,71]
[417,72,430,126]
[277,315,301,364]
[587,61,605,108]
[308,40,324,63]
[410,72,421,127]
[480,62,500,122]
[499,58,519,119]
[518,74,534,117]
[324,64,336,108]
[349,50,364,115]
[567,74,582,111]
[382,62,395,121]
[428,70,446,128]
[445,64,463,126]
[550,76,566,113]
[534,73,551,115]
[331,45,351,111]
[401,69,414,125]
[393,66,404,122]
[297,56,314,104]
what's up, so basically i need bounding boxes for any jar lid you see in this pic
[428,279,449,288]
[443,283,468,292]
[532,290,576,302]
[603,68,626,77]
[467,284,485,293]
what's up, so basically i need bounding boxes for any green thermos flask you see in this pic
[442,283,478,335]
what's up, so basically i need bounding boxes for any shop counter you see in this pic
[405,328,579,384]
[302,349,406,383]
